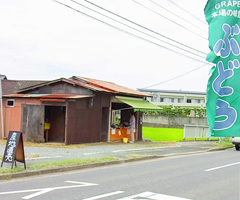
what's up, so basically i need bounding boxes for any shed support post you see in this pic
[0,77,4,139]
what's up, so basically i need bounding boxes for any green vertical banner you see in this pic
[204,1,240,137]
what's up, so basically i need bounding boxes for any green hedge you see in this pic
[144,106,206,117]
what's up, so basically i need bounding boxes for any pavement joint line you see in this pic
[112,146,180,152]
[161,150,210,157]
[26,156,63,160]
[161,147,233,157]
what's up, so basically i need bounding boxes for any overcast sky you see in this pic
[0,0,211,92]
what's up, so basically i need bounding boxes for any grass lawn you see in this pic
[142,127,219,142]
[143,127,183,142]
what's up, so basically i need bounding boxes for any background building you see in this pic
[138,89,206,109]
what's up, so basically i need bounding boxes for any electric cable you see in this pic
[132,0,208,40]
[143,63,210,89]
[148,0,207,32]
[84,0,206,56]
[167,0,208,26]
[52,0,209,64]
[53,0,211,89]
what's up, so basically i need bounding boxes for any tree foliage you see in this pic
[144,106,206,117]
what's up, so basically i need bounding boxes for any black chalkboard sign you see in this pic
[1,131,26,169]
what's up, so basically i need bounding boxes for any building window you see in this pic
[7,99,14,107]
[178,98,183,103]
[169,98,174,103]
[160,98,164,102]
[187,99,191,103]
[152,96,157,102]
[195,99,201,103]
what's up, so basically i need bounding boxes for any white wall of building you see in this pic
[139,89,206,109]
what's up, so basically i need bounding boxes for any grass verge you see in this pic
[0,156,116,174]
[0,139,113,149]
[184,138,219,141]
[212,137,234,148]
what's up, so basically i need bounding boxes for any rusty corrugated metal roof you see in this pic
[71,76,151,97]
[68,78,111,93]
[3,94,93,99]
[2,79,48,95]
[15,77,112,94]
[3,76,151,97]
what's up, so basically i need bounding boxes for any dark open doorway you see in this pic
[44,106,66,143]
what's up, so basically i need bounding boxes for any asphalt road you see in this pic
[0,148,239,200]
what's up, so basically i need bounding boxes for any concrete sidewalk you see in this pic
[0,141,233,181]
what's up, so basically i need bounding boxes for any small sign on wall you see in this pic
[1,131,26,169]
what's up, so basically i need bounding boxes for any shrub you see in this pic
[144,106,206,117]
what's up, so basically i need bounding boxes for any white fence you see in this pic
[183,124,210,139]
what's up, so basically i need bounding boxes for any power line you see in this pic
[132,0,208,41]
[67,0,206,58]
[167,0,208,26]
[52,0,211,88]
[148,0,207,32]
[143,63,210,89]
[83,0,206,56]
[52,0,209,64]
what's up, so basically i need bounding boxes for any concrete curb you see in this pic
[0,147,232,181]
[0,156,161,181]
[208,146,233,151]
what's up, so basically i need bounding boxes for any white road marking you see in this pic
[65,181,98,186]
[68,181,97,186]
[0,181,98,199]
[204,162,240,172]
[83,191,124,200]
[117,191,190,200]
[117,192,191,200]
[112,146,179,153]
[84,152,100,155]
[0,189,45,195]
[22,189,54,199]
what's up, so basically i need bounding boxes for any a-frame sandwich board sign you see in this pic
[1,131,26,169]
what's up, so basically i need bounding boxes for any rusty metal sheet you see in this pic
[3,94,93,99]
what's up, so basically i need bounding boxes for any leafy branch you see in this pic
[144,106,206,117]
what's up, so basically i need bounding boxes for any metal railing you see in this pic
[183,124,210,139]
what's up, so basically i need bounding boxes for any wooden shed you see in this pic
[1,76,159,144]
